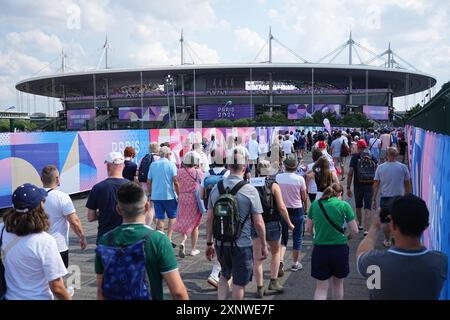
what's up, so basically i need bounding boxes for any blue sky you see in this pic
[1,0,449,115]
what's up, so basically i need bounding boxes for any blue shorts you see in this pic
[251,220,281,242]
[311,245,349,280]
[216,246,253,287]
[281,208,304,251]
[153,199,178,220]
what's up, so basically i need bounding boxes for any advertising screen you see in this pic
[288,104,341,120]
[363,105,389,120]
[67,109,96,130]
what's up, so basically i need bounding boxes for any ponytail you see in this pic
[320,183,343,200]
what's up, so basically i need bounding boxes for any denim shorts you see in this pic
[216,245,253,287]
[153,199,178,220]
[281,207,305,251]
[251,220,281,242]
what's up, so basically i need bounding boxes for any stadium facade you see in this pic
[15,33,437,130]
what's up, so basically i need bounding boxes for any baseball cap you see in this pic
[104,152,125,164]
[357,139,368,149]
[12,183,47,213]
[283,153,299,170]
[317,141,327,150]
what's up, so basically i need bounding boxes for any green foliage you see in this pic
[212,119,233,127]
[337,112,371,128]
[0,119,39,132]
[0,120,9,132]
[233,118,250,127]
[405,103,423,121]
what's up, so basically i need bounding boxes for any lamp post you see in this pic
[3,106,15,112]
[165,75,178,129]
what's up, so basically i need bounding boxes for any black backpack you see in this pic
[212,180,249,244]
[356,152,377,184]
[255,177,279,223]
[137,154,154,183]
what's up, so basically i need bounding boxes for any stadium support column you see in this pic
[93,74,97,131]
[269,72,273,107]
[193,69,196,129]
[311,68,315,111]
[140,71,144,129]
[106,78,110,130]
[365,70,369,107]
[181,74,185,114]
[250,68,253,112]
[349,75,353,105]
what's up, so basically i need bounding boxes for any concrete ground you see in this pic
[64,152,384,300]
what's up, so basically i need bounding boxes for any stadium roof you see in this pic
[16,63,436,99]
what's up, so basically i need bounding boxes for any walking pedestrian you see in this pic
[276,154,308,276]
[173,152,203,258]
[148,146,180,247]
[205,146,267,300]
[86,152,128,243]
[1,184,71,300]
[371,147,412,247]
[41,165,87,268]
[306,183,359,300]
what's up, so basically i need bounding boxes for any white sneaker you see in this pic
[190,249,200,256]
[291,262,303,272]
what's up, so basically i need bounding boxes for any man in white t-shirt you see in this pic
[247,133,261,176]
[282,135,294,156]
[379,129,392,163]
[41,165,87,268]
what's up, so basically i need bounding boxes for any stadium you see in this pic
[14,33,437,130]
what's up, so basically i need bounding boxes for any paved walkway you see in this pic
[65,153,382,300]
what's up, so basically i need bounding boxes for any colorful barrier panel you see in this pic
[406,125,450,299]
[0,125,352,209]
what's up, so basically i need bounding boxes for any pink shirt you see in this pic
[276,173,306,209]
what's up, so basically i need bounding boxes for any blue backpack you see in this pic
[204,169,227,209]
[96,230,153,300]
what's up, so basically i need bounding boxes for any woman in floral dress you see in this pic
[173,151,203,258]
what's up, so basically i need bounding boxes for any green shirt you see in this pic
[308,197,355,245]
[95,223,178,300]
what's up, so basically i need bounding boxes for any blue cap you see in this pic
[12,183,48,213]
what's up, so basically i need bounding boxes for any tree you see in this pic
[404,103,423,121]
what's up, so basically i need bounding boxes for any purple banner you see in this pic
[67,109,96,129]
[197,104,255,120]
[288,104,341,120]
[119,106,169,121]
[363,105,389,120]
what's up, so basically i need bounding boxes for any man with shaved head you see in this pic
[372,147,412,247]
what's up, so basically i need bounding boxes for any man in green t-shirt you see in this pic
[306,184,358,300]
[95,182,188,300]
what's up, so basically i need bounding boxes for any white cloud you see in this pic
[184,41,220,64]
[5,30,63,54]
[129,42,179,66]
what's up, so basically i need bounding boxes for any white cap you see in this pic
[104,152,125,164]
